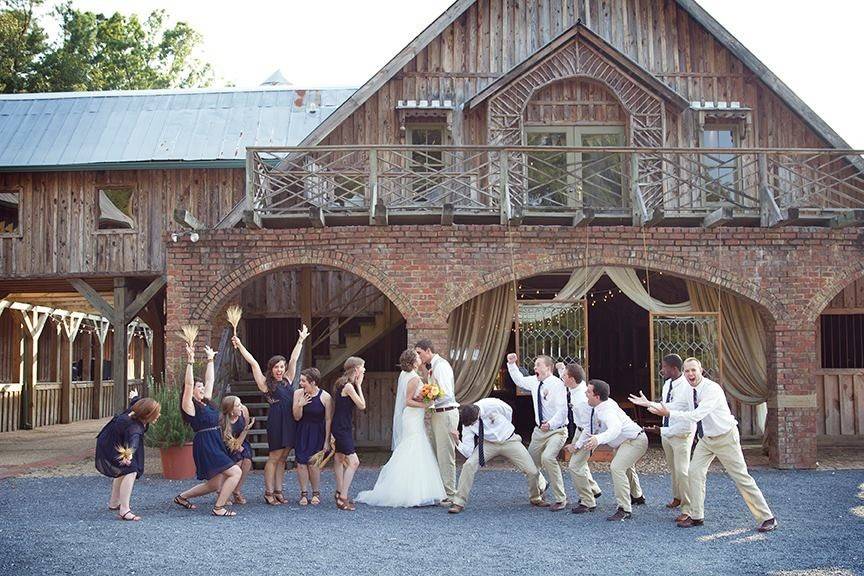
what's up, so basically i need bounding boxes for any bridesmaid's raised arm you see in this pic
[203,345,217,400]
[286,325,309,383]
[233,336,268,393]
[181,345,195,417]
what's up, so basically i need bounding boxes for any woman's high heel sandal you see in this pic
[273,490,287,504]
[311,491,321,506]
[299,491,309,506]
[264,491,281,506]
[232,492,247,505]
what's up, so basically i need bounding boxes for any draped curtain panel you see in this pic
[448,283,517,403]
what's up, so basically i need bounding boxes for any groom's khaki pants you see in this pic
[452,434,543,507]
[661,432,694,508]
[430,409,459,498]
[682,427,773,523]
[528,426,568,503]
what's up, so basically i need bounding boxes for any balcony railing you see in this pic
[245,146,864,228]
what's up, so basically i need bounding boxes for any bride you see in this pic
[356,349,446,507]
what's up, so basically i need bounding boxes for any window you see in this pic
[0,190,20,235]
[406,124,446,201]
[97,187,135,230]
[700,126,740,205]
[820,314,864,369]
[525,126,625,208]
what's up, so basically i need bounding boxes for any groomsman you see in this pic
[507,353,569,511]
[635,358,777,532]
[570,379,647,521]
[447,398,545,514]
[556,362,602,509]
[656,354,694,517]
[415,339,459,505]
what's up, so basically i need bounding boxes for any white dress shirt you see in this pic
[575,398,643,449]
[567,381,593,430]
[429,354,458,409]
[659,375,696,437]
[668,377,738,438]
[507,363,567,429]
[456,398,515,458]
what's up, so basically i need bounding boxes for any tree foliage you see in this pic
[0,0,212,93]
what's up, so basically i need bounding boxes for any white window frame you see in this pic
[699,124,742,207]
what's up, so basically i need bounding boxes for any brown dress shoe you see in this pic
[571,503,596,514]
[531,500,551,508]
[674,513,688,523]
[631,495,646,505]
[447,504,464,514]
[549,501,567,512]
[676,515,704,528]
[606,507,632,521]
[665,498,681,509]
[757,518,777,532]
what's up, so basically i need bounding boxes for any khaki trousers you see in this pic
[528,427,568,504]
[567,446,601,508]
[661,432,694,508]
[430,409,459,498]
[683,427,773,522]
[452,434,543,507]
[610,434,648,513]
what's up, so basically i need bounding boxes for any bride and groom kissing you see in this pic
[357,339,544,513]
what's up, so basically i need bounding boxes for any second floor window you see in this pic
[700,126,740,205]
[97,187,135,230]
[406,125,446,201]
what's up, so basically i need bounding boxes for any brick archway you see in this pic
[804,258,864,324]
[188,250,418,328]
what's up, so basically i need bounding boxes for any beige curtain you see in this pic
[557,266,692,313]
[448,283,517,403]
[687,281,768,433]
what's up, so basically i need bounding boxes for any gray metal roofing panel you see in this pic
[0,87,355,168]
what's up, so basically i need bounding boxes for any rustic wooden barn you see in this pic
[1,1,863,468]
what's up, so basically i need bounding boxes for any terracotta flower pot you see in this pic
[159,443,196,480]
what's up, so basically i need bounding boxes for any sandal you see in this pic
[336,494,354,512]
[232,492,247,505]
[299,491,309,506]
[274,490,288,504]
[311,491,321,506]
[173,495,197,510]
[108,505,120,511]
[334,490,341,504]
[212,505,236,517]
[264,491,281,506]
[118,510,141,521]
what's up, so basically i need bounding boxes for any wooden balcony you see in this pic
[245,146,864,228]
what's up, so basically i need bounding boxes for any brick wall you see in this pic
[166,224,864,469]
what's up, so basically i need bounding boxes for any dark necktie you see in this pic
[566,388,576,440]
[536,380,544,425]
[662,382,673,428]
[589,407,595,435]
[475,418,486,467]
[693,388,704,439]
[425,362,432,371]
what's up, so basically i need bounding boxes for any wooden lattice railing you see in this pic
[246,146,864,227]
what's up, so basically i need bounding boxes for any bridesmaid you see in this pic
[233,325,307,505]
[333,357,366,511]
[219,395,254,504]
[292,367,333,506]
[173,344,242,517]
[95,397,161,521]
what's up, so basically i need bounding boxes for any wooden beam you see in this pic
[70,279,115,320]
[242,209,263,230]
[173,208,205,230]
[90,318,109,419]
[631,154,650,226]
[300,267,313,366]
[646,207,666,227]
[124,275,166,324]
[217,200,248,230]
[703,206,734,228]
[373,202,388,226]
[59,314,83,423]
[441,203,454,226]
[13,308,49,430]
[831,209,864,229]
[112,278,129,413]
[310,206,326,228]
[572,208,596,227]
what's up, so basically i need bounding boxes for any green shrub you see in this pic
[145,380,194,448]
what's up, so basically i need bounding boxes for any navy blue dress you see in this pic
[95,413,146,479]
[332,392,356,456]
[295,389,326,465]
[182,399,235,481]
[229,415,253,462]
[265,382,296,451]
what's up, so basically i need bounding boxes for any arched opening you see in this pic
[814,274,864,443]
[210,265,408,461]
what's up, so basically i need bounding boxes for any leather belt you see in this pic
[433,406,457,413]
[195,426,219,435]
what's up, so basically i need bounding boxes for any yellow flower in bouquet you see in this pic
[419,380,444,405]
[115,445,135,463]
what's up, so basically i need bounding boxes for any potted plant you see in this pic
[145,379,196,480]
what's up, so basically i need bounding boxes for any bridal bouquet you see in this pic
[419,380,445,406]
[115,444,135,464]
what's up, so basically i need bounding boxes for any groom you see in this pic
[415,339,458,505]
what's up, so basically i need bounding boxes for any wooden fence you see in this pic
[817,370,864,438]
[353,372,399,448]
[0,379,127,432]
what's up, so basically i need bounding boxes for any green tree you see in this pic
[0,0,212,93]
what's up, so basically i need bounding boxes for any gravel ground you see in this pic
[1,469,862,576]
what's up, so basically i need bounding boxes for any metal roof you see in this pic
[0,86,356,170]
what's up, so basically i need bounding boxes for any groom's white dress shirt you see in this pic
[429,354,458,409]
[456,398,515,459]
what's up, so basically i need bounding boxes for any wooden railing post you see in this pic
[499,152,511,225]
[14,307,49,430]
[630,152,649,226]
[245,150,256,212]
[91,319,109,419]
[368,148,378,225]
[758,153,783,227]
[59,314,82,424]
[112,278,129,414]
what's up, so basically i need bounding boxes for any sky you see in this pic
[43,0,864,148]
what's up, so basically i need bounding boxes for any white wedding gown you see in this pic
[356,372,446,507]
